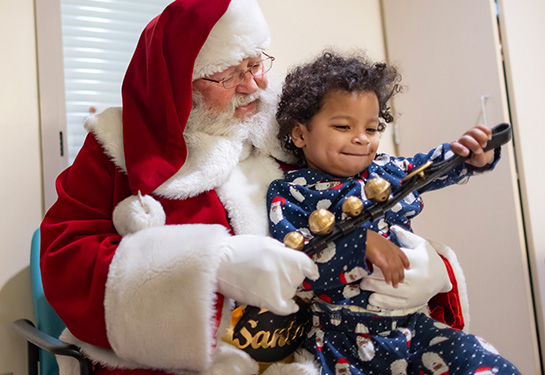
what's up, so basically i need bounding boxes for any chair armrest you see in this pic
[12,319,93,374]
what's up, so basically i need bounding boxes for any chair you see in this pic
[12,229,93,375]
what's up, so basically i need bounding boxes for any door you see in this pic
[382,1,540,373]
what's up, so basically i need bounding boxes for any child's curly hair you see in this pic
[276,50,402,165]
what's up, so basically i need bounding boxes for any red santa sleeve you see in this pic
[427,241,469,331]
[41,134,126,349]
[41,134,231,372]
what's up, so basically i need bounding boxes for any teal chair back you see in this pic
[29,228,67,375]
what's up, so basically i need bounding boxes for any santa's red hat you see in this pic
[113,0,270,234]
[336,358,349,366]
[272,196,287,205]
[474,367,497,374]
[122,0,270,196]
[339,270,348,284]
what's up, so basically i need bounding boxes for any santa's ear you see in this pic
[291,122,306,148]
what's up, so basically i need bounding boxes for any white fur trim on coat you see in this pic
[104,224,230,372]
[57,329,146,374]
[216,152,284,236]
[83,107,125,171]
[192,0,271,80]
[83,107,275,201]
[205,341,259,375]
[154,132,245,200]
[261,349,320,375]
[57,299,261,375]
[427,238,471,332]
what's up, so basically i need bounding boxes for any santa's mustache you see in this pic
[231,90,262,109]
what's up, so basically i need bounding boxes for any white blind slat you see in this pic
[61,0,171,163]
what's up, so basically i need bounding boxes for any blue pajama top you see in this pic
[267,143,499,310]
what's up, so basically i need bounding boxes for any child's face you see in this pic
[291,90,381,177]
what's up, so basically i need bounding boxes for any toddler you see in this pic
[267,51,519,375]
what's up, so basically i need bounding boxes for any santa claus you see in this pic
[269,196,286,225]
[397,327,413,347]
[313,242,336,263]
[342,283,361,299]
[390,359,408,375]
[421,352,449,375]
[356,334,375,361]
[41,1,319,374]
[315,330,325,352]
[335,358,352,375]
[340,265,367,284]
[474,367,499,375]
[39,0,465,374]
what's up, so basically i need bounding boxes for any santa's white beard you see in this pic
[185,78,295,163]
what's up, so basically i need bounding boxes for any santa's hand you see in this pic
[217,235,319,315]
[360,226,452,310]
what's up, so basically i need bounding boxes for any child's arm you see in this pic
[391,125,500,195]
[450,125,494,167]
[365,230,410,288]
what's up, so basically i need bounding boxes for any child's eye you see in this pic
[333,125,350,130]
[366,128,378,133]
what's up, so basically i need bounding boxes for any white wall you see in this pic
[0,0,42,374]
[258,0,396,154]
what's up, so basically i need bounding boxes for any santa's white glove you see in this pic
[217,235,319,315]
[360,226,452,310]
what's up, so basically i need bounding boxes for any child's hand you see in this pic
[365,230,410,287]
[450,125,495,168]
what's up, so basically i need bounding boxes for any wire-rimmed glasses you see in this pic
[201,52,275,89]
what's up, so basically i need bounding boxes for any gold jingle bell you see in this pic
[364,178,392,203]
[341,196,363,217]
[309,209,335,235]
[283,231,305,251]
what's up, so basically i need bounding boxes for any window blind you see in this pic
[61,0,172,163]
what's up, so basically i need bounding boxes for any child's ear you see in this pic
[291,122,306,148]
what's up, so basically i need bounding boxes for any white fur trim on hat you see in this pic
[113,194,166,236]
[193,0,271,80]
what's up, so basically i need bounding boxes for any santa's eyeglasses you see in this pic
[201,53,275,89]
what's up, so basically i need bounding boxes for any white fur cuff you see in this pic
[104,224,230,372]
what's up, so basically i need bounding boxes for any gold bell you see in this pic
[283,231,305,251]
[364,178,391,203]
[309,209,335,235]
[341,196,364,217]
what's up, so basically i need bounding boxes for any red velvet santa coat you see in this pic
[41,106,292,374]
